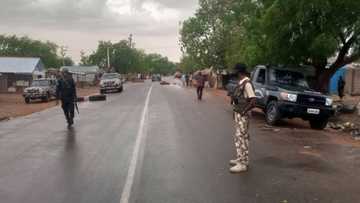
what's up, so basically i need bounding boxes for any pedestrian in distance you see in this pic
[189,73,193,87]
[338,76,345,100]
[185,74,190,87]
[196,72,206,100]
[230,63,256,173]
[56,68,77,127]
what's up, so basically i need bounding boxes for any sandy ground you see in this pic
[206,87,360,146]
[0,86,99,120]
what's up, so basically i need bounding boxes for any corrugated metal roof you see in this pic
[0,57,42,73]
[61,66,99,74]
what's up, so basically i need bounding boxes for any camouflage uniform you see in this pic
[232,77,255,166]
[234,112,250,165]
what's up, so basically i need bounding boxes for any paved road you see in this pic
[0,81,359,203]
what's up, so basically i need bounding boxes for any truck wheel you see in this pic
[266,100,281,125]
[42,93,50,102]
[310,119,328,130]
[25,98,30,104]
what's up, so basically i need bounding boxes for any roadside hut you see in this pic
[330,63,360,96]
[0,57,45,93]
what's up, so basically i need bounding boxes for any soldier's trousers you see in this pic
[61,101,75,123]
[197,86,204,100]
[233,112,250,166]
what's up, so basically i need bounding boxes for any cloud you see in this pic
[0,0,198,62]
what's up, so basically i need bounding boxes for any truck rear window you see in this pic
[269,69,309,88]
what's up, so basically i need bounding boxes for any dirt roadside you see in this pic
[206,87,360,146]
[0,86,99,120]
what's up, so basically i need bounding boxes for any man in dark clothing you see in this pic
[338,76,345,100]
[185,74,190,87]
[56,68,77,126]
[196,72,206,100]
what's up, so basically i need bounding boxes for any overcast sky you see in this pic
[0,0,198,63]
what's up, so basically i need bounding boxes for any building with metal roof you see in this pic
[0,57,45,92]
[0,57,45,74]
[60,65,100,85]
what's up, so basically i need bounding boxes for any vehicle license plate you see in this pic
[307,108,320,115]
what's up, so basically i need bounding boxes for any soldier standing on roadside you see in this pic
[230,63,256,173]
[56,68,77,127]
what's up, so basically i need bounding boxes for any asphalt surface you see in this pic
[0,81,360,203]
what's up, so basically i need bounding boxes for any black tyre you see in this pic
[42,93,50,102]
[100,90,105,94]
[310,119,328,130]
[119,86,123,92]
[89,94,106,102]
[266,100,281,125]
[25,97,30,104]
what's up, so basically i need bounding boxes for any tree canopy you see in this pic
[0,35,74,68]
[180,0,360,91]
[85,40,176,75]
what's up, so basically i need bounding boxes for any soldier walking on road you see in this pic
[56,68,77,127]
[230,63,256,173]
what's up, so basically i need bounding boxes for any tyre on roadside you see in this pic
[266,100,281,125]
[309,119,328,130]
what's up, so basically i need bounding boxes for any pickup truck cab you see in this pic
[251,65,334,129]
[23,78,57,104]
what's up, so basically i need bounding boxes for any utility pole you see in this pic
[107,47,110,72]
[128,34,133,48]
[60,46,68,66]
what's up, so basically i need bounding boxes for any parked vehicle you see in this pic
[100,73,123,94]
[250,65,334,129]
[23,78,57,104]
[152,74,162,82]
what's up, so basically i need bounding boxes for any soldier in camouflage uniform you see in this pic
[230,63,256,173]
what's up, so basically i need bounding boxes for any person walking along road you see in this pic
[230,63,256,173]
[196,72,206,100]
[56,68,77,127]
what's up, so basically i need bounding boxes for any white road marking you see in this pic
[120,85,153,203]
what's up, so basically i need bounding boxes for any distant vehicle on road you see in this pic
[249,65,334,129]
[100,73,123,94]
[23,78,57,104]
[152,74,162,82]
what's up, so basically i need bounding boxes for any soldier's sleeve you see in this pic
[245,82,256,98]
[72,79,77,100]
[56,80,61,100]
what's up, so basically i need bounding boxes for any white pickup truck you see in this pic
[100,73,123,94]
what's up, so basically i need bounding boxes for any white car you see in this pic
[23,79,57,103]
[100,73,123,94]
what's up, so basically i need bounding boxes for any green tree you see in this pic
[180,0,233,70]
[87,40,175,74]
[178,55,201,73]
[181,0,360,91]
[0,35,73,69]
